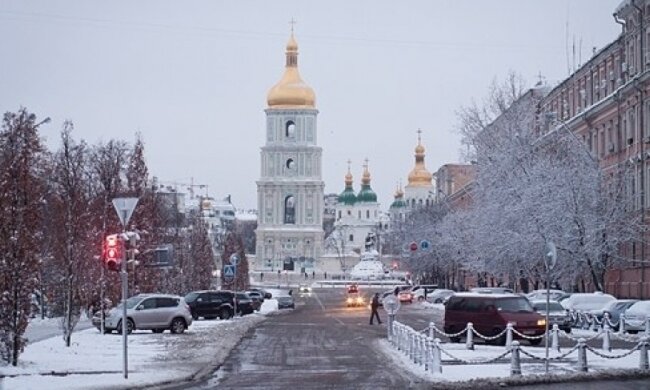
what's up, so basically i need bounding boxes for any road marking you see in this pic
[313,291,326,311]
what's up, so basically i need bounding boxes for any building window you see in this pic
[338,210,341,219]
[347,210,351,216]
[349,234,354,242]
[358,210,361,219]
[286,121,296,138]
[284,195,295,224]
[366,210,370,219]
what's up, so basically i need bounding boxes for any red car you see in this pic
[444,293,546,345]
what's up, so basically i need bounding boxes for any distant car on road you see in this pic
[246,291,265,309]
[347,284,359,294]
[277,295,295,309]
[346,291,365,307]
[299,284,312,294]
[395,285,413,303]
[184,290,235,320]
[93,294,192,335]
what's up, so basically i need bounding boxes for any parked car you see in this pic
[601,299,638,330]
[622,300,650,333]
[469,287,514,294]
[426,289,455,304]
[444,293,546,345]
[249,288,272,300]
[531,300,572,333]
[526,289,568,302]
[184,290,235,320]
[246,290,265,308]
[277,295,295,309]
[235,292,256,315]
[93,294,192,334]
[411,285,438,302]
[299,284,312,294]
[561,292,616,314]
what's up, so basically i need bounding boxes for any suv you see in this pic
[184,290,235,320]
[94,294,192,334]
[444,293,546,345]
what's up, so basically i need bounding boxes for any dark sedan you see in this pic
[277,295,295,309]
[235,292,256,315]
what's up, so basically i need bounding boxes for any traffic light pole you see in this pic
[121,230,129,379]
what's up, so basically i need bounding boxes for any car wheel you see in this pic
[152,328,164,334]
[628,330,639,334]
[219,308,232,320]
[170,318,186,334]
[117,319,134,335]
[205,316,217,320]
[529,338,542,346]
[103,328,112,334]
[418,296,425,302]
[562,327,572,334]
[191,312,198,320]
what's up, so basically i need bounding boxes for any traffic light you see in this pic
[103,234,125,272]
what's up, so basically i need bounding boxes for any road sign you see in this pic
[223,265,235,283]
[420,240,431,251]
[112,197,139,227]
[229,253,240,266]
[382,295,400,315]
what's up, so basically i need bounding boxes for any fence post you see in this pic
[645,316,650,337]
[466,322,475,350]
[602,323,611,352]
[640,337,649,370]
[619,314,626,335]
[510,340,521,376]
[420,334,426,367]
[552,324,560,352]
[429,321,435,339]
[424,337,431,371]
[432,338,442,374]
[577,338,588,372]
[414,334,421,365]
[409,331,415,361]
[604,312,611,329]
[506,322,513,348]
[589,315,596,332]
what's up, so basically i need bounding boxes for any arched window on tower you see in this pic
[284,195,296,224]
[286,121,296,139]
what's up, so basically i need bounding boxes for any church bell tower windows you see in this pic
[286,121,296,139]
[284,195,296,224]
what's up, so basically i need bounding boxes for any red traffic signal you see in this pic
[409,241,418,252]
[103,234,125,272]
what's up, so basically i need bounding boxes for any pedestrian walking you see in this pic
[369,293,382,325]
[312,271,315,279]
[260,272,264,282]
[324,272,327,279]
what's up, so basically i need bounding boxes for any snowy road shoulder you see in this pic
[1,300,280,390]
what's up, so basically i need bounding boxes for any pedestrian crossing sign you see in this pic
[223,265,235,282]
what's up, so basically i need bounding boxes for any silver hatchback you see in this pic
[95,294,193,334]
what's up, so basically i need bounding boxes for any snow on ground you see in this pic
[24,316,93,343]
[1,301,280,390]
[375,334,646,385]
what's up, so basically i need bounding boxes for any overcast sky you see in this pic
[0,0,621,209]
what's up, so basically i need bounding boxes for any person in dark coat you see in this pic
[369,293,382,325]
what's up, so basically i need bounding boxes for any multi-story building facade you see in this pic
[255,33,325,274]
[538,0,650,298]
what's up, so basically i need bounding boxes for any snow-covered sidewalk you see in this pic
[375,324,650,388]
[1,298,281,390]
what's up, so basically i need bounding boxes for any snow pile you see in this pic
[1,308,276,389]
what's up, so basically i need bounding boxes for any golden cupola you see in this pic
[407,131,433,187]
[267,33,316,109]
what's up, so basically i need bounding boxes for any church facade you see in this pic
[255,33,325,274]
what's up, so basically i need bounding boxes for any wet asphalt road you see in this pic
[187,287,645,390]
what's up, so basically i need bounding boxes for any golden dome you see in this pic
[345,159,353,186]
[407,130,432,187]
[267,34,316,108]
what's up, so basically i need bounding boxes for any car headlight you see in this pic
[347,298,352,303]
[537,319,546,326]
[356,297,363,303]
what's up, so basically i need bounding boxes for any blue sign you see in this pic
[229,253,240,266]
[223,265,235,282]
[420,240,431,251]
